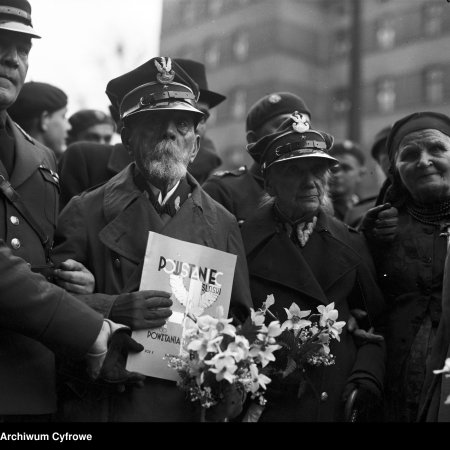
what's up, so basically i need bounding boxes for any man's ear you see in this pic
[39,111,50,132]
[121,127,132,151]
[246,130,258,144]
[264,174,275,196]
[189,135,201,163]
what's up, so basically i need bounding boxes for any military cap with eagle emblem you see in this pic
[105,56,204,125]
[247,111,338,173]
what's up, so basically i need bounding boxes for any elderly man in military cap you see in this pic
[0,0,146,422]
[57,58,225,210]
[203,92,312,226]
[8,80,70,161]
[240,112,386,422]
[52,56,252,421]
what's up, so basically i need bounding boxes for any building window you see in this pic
[424,3,443,36]
[231,89,247,119]
[233,31,249,62]
[205,41,220,69]
[334,29,351,57]
[208,0,223,16]
[376,18,395,49]
[377,79,396,112]
[332,90,350,115]
[425,68,444,104]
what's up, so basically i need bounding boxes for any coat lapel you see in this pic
[244,206,361,305]
[8,117,47,189]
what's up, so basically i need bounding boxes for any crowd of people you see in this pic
[2,0,450,423]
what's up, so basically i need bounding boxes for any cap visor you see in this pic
[200,89,226,109]
[0,21,41,38]
[124,101,204,123]
[269,151,338,168]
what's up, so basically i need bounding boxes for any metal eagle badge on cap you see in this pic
[291,111,310,133]
[155,57,175,84]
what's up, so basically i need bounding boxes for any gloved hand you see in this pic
[205,384,246,422]
[343,378,383,422]
[359,203,398,243]
[110,290,173,330]
[86,319,145,392]
[347,309,384,345]
[54,259,95,294]
[98,329,146,392]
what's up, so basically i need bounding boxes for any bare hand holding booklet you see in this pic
[126,231,237,381]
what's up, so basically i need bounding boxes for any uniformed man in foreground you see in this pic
[52,56,252,421]
[0,0,145,421]
[203,92,312,226]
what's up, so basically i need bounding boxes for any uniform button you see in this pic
[10,216,19,225]
[320,392,328,401]
[11,238,21,249]
[113,258,121,269]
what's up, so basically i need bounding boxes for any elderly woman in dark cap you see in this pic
[240,113,386,422]
[361,111,450,421]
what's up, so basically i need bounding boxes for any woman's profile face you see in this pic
[266,158,329,221]
[395,129,450,204]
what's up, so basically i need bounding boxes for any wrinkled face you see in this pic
[329,153,364,197]
[127,111,199,189]
[395,129,450,204]
[42,106,70,157]
[75,123,115,145]
[266,158,330,221]
[0,30,31,110]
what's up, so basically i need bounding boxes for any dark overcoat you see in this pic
[58,142,132,210]
[241,204,386,422]
[0,116,65,414]
[53,163,253,421]
[202,161,264,225]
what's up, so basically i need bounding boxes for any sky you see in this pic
[26,0,163,115]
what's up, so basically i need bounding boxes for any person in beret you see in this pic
[8,81,70,161]
[52,56,252,422]
[203,92,312,226]
[359,111,450,421]
[240,112,386,422]
[67,108,116,146]
[57,58,224,210]
[0,0,139,422]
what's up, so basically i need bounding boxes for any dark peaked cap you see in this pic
[106,56,203,123]
[0,0,40,38]
[174,58,226,109]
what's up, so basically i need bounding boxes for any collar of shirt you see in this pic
[148,180,181,206]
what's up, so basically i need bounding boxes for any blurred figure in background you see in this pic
[329,140,374,227]
[8,81,70,161]
[203,92,311,226]
[67,109,116,146]
[371,125,392,178]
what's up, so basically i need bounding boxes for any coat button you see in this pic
[113,258,121,269]
[320,392,328,401]
[11,238,21,249]
[10,216,19,225]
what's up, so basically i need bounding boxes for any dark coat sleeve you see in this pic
[226,219,253,323]
[0,242,103,359]
[202,177,235,214]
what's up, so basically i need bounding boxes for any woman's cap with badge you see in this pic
[105,56,204,125]
[247,111,337,173]
[0,0,40,38]
[387,111,450,166]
